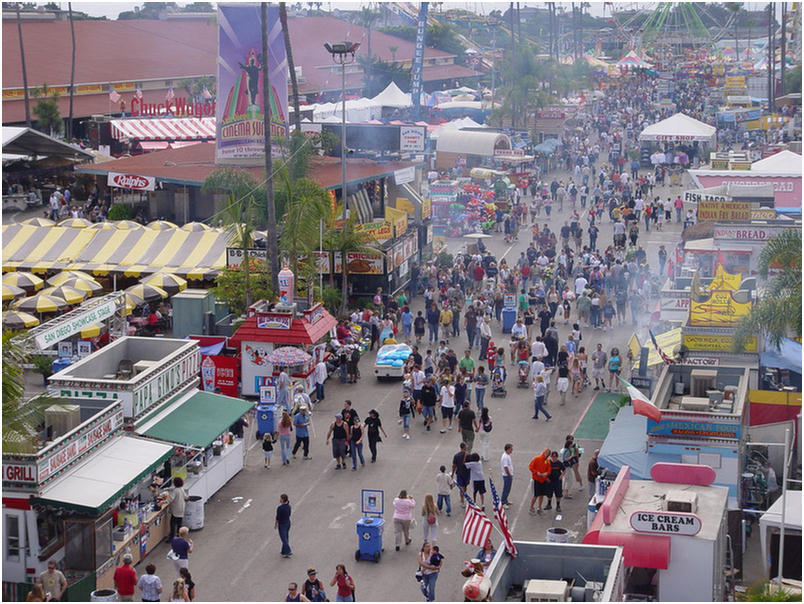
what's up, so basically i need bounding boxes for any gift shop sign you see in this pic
[107,172,156,191]
[630,511,702,536]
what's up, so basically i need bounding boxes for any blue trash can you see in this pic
[256,404,276,438]
[501,307,517,334]
[355,517,384,562]
[52,358,72,374]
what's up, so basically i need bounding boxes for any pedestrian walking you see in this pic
[349,419,365,470]
[392,490,416,551]
[329,565,355,602]
[399,389,414,440]
[303,569,328,602]
[169,578,189,602]
[364,409,388,463]
[420,493,440,543]
[531,375,552,421]
[326,414,351,470]
[291,406,311,461]
[178,568,195,601]
[262,432,274,469]
[452,442,471,507]
[275,494,292,558]
[417,542,443,602]
[500,444,514,506]
[170,527,193,576]
[435,465,453,517]
[478,407,492,461]
[457,400,478,452]
[285,582,310,602]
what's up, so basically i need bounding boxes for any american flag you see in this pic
[165,87,175,103]
[135,87,143,100]
[201,86,213,100]
[649,329,677,365]
[459,488,493,547]
[108,88,121,103]
[488,476,517,558]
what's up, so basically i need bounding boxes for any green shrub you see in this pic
[107,204,132,220]
[435,251,453,268]
[322,286,343,316]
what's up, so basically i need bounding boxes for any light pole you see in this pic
[324,41,360,218]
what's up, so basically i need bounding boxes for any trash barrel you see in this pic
[183,495,204,530]
[52,358,72,374]
[256,404,276,438]
[545,527,569,543]
[89,589,118,602]
[501,307,517,334]
[355,517,384,562]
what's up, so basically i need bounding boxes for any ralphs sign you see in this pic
[107,172,156,191]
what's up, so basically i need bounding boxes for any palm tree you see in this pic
[734,229,802,351]
[279,2,301,133]
[389,45,398,63]
[324,216,377,316]
[277,171,331,281]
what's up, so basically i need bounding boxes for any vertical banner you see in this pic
[216,4,288,164]
[410,2,429,117]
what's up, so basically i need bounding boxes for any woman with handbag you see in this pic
[420,493,440,543]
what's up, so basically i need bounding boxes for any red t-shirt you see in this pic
[335,574,353,597]
[113,564,137,596]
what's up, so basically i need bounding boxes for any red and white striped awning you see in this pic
[111,118,216,141]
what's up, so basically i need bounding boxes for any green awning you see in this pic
[137,390,254,448]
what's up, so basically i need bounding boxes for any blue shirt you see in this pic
[293,412,309,438]
[171,537,190,559]
[401,311,412,327]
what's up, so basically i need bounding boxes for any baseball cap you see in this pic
[307,568,317,575]
[335,413,343,419]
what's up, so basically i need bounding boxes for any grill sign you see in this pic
[107,172,156,191]
[630,511,702,536]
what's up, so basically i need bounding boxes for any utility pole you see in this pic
[768,2,774,108]
[16,4,31,128]
[68,2,76,140]
[261,3,280,294]
[780,2,786,96]
[510,2,516,128]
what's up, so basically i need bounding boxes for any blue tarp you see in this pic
[761,337,802,374]
[598,407,677,479]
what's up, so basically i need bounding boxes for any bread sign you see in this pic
[630,511,702,536]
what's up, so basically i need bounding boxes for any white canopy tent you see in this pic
[436,130,511,157]
[2,127,93,160]
[371,81,412,109]
[429,117,487,140]
[751,150,803,175]
[759,490,802,580]
[638,112,717,145]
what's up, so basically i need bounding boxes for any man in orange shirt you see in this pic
[528,448,551,515]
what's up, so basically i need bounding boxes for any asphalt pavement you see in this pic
[139,168,693,602]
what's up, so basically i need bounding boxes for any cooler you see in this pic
[355,517,384,562]
[256,404,276,437]
[52,358,72,374]
[502,307,517,334]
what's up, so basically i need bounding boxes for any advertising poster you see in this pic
[200,354,239,397]
[333,252,385,275]
[689,290,751,326]
[216,4,288,164]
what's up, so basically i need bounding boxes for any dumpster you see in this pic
[355,517,384,562]
[501,307,517,334]
[255,404,276,438]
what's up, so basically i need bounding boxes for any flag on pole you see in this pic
[620,377,662,423]
[165,87,175,103]
[488,476,517,558]
[649,329,677,365]
[716,248,727,268]
[109,88,121,103]
[201,86,213,100]
[459,488,494,547]
[135,87,143,100]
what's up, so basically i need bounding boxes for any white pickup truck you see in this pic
[373,343,412,380]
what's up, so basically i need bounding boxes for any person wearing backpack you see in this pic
[420,493,440,543]
[477,407,493,461]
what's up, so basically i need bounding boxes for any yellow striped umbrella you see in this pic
[20,217,56,227]
[125,283,168,304]
[2,283,26,301]
[58,218,93,228]
[147,220,179,231]
[180,222,211,232]
[12,293,69,313]
[2,271,44,292]
[47,271,97,286]
[54,277,104,296]
[114,220,145,230]
[86,221,118,230]
[123,291,146,309]
[80,324,104,338]
[142,273,187,296]
[40,285,88,305]
[3,310,40,330]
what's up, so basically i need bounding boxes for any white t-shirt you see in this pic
[531,340,547,359]
[440,385,455,408]
[501,452,514,477]
[529,359,545,383]
[574,276,588,295]
[412,370,426,390]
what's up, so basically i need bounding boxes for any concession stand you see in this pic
[228,301,337,397]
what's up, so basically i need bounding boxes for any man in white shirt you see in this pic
[438,382,456,433]
[530,338,547,360]
[574,275,588,296]
[536,253,550,268]
[411,366,426,402]
[529,357,545,383]
[500,444,514,507]
[314,359,328,402]
[511,318,527,340]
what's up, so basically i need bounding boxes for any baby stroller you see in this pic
[517,360,531,388]
[490,365,507,398]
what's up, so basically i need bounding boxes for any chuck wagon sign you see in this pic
[630,511,702,536]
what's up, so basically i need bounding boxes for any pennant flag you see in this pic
[649,329,677,365]
[165,87,175,103]
[488,476,517,558]
[108,88,121,103]
[675,247,684,265]
[621,377,662,423]
[716,248,727,268]
[666,258,674,279]
[201,86,213,100]
[459,488,494,547]
[135,87,143,100]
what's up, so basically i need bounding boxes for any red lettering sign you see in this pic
[3,464,36,483]
[200,355,239,397]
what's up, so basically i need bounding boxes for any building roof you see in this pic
[2,16,478,123]
[3,127,93,160]
[74,143,419,190]
[228,307,337,348]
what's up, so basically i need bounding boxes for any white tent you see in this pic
[436,130,511,157]
[371,82,412,109]
[751,150,802,176]
[759,490,802,580]
[430,117,487,140]
[638,112,717,145]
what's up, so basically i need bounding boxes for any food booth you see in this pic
[228,301,337,398]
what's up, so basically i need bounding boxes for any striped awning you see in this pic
[110,118,216,142]
[5,224,232,279]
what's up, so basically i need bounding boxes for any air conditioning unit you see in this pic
[680,396,710,412]
[525,579,570,602]
[665,490,698,514]
[45,405,81,440]
[690,369,717,397]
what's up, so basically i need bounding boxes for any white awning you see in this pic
[111,118,216,141]
[638,112,716,144]
[436,130,511,157]
[34,436,173,513]
[759,490,802,579]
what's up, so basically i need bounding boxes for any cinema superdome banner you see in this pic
[216,4,288,164]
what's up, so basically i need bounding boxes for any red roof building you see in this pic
[229,303,337,349]
[2,16,479,124]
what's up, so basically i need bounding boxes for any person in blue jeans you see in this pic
[501,443,514,506]
[275,493,292,557]
[349,421,365,470]
[426,304,440,344]
[435,465,453,516]
[474,366,488,410]
[418,542,442,602]
[532,376,552,421]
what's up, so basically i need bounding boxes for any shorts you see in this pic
[413,389,422,401]
[533,480,549,497]
[421,405,435,419]
[441,406,454,420]
[263,450,273,460]
[548,480,563,499]
[473,479,487,495]
[590,366,606,379]
[332,438,347,459]
[556,377,569,393]
[456,474,470,488]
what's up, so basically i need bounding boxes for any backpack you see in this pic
[427,511,436,525]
